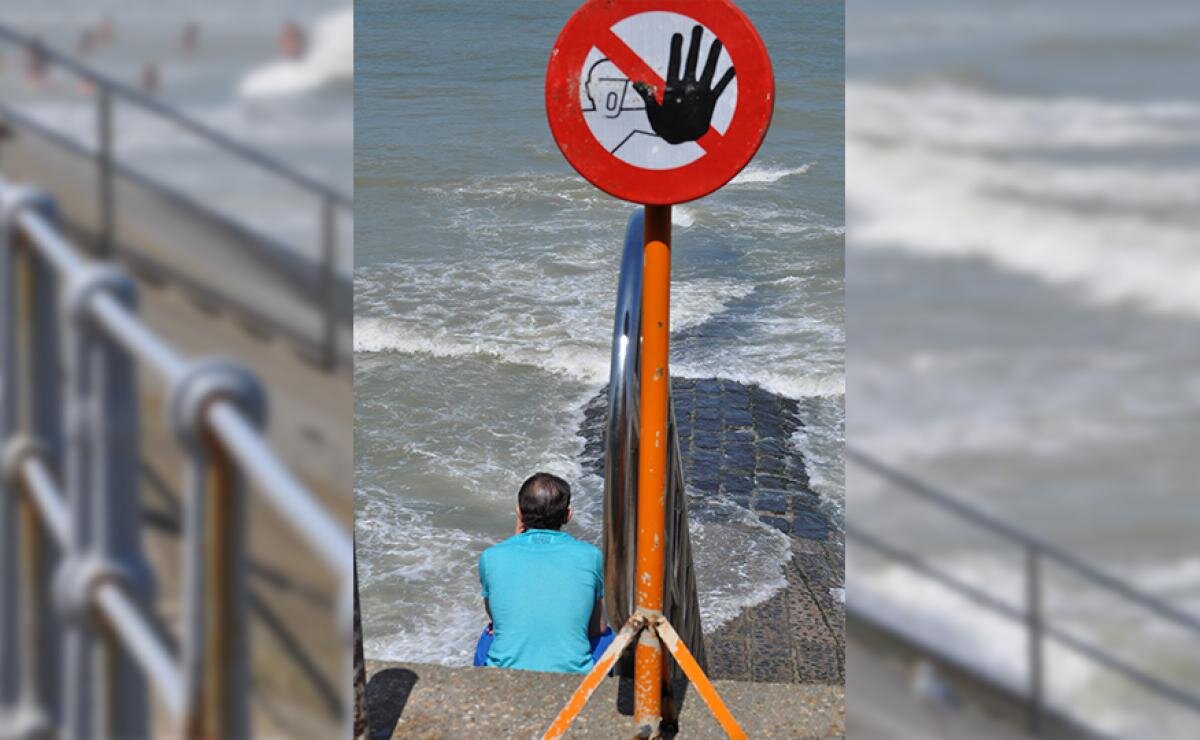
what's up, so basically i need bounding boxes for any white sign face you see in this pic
[579,11,738,171]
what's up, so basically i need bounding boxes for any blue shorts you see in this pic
[472,624,616,668]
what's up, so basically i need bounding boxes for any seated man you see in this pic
[474,472,613,673]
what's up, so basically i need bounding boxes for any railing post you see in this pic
[1,184,61,735]
[321,196,337,370]
[55,265,138,737]
[60,287,99,739]
[1027,546,1043,736]
[171,360,262,739]
[96,83,114,257]
[27,192,64,730]
[88,270,152,737]
[0,184,23,727]
[15,442,50,738]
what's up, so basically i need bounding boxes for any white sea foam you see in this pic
[852,554,1200,738]
[789,399,846,516]
[687,493,793,630]
[848,82,1200,319]
[848,357,1148,464]
[672,206,696,228]
[354,273,758,385]
[672,361,845,401]
[357,502,496,665]
[849,81,1200,150]
[359,456,796,664]
[851,558,1093,704]
[353,317,611,383]
[238,7,353,98]
[730,163,813,185]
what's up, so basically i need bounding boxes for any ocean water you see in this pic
[847,0,1200,735]
[355,0,844,665]
[0,0,352,261]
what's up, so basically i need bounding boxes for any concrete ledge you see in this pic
[365,661,845,739]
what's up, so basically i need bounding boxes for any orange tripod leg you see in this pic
[655,618,747,740]
[543,616,643,740]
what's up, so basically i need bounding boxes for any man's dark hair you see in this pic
[518,472,571,531]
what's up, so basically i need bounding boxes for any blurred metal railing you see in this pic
[0,179,353,738]
[0,24,351,369]
[847,447,1200,735]
[603,208,707,683]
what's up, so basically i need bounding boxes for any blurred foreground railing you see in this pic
[0,24,351,369]
[0,179,353,738]
[847,447,1200,735]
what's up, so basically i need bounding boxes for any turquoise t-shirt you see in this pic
[479,529,603,674]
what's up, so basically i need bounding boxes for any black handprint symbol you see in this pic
[632,25,736,145]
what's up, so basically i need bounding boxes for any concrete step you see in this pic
[365,661,844,739]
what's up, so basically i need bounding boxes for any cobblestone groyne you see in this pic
[578,377,845,685]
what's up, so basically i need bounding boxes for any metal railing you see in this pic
[0,178,353,737]
[846,446,1200,735]
[603,208,707,680]
[0,24,351,369]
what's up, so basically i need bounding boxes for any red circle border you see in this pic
[546,0,774,205]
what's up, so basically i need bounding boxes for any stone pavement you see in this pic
[579,377,845,686]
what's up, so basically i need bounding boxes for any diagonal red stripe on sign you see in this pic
[595,29,725,153]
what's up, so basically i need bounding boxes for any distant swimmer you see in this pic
[180,21,199,54]
[278,20,307,60]
[139,62,160,94]
[76,27,96,56]
[238,9,350,98]
[473,473,613,674]
[25,38,50,89]
[95,16,115,47]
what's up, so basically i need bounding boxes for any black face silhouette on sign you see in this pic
[631,25,736,145]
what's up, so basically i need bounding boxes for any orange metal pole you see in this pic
[634,205,671,733]
[545,204,746,738]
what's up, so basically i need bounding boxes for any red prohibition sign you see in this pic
[546,0,774,205]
